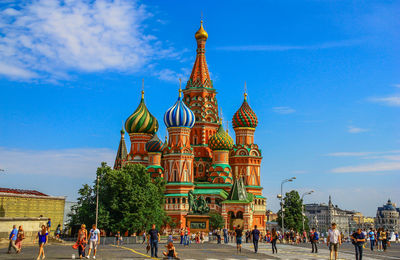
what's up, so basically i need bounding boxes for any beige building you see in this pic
[0,188,66,232]
[375,199,399,233]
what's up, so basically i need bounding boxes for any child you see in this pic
[163,242,178,259]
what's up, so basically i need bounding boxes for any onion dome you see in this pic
[164,89,195,128]
[145,133,164,153]
[208,124,234,150]
[232,93,258,128]
[125,91,159,134]
[195,20,208,40]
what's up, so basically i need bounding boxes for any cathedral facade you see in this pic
[114,21,266,231]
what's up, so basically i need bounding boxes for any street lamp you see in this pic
[280,177,296,236]
[301,190,314,232]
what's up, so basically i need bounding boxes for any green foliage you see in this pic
[209,212,224,230]
[277,190,309,232]
[69,162,167,233]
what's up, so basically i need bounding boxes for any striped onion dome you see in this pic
[145,133,164,153]
[208,124,234,150]
[164,91,195,128]
[232,95,258,129]
[125,91,159,134]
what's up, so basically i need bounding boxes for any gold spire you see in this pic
[195,20,208,40]
[141,78,144,99]
[179,78,182,97]
[244,81,247,101]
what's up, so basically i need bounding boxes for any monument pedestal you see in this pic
[185,214,210,233]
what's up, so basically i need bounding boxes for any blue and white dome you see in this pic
[164,92,195,128]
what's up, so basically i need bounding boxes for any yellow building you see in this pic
[0,188,66,229]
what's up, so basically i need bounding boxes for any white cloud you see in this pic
[272,106,296,114]
[348,126,369,133]
[331,162,400,173]
[155,68,191,82]
[0,147,114,177]
[369,96,400,107]
[0,0,179,81]
[328,150,400,174]
[215,39,362,52]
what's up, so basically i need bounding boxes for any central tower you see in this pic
[183,21,219,181]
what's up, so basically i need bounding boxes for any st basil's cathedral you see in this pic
[114,21,266,231]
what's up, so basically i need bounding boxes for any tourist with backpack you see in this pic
[310,227,319,253]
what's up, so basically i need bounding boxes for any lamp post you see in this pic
[279,177,296,236]
[301,190,314,232]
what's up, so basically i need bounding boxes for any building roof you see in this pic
[0,188,48,196]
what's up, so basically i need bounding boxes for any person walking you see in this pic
[147,224,160,258]
[15,225,25,252]
[180,228,184,245]
[115,231,122,246]
[310,227,319,253]
[76,224,88,259]
[377,228,383,251]
[7,225,19,254]
[351,228,365,260]
[271,228,278,254]
[142,230,147,244]
[47,218,51,233]
[327,223,341,260]
[183,227,190,247]
[86,224,100,259]
[251,225,260,253]
[55,224,61,239]
[234,225,243,253]
[368,228,375,251]
[223,227,228,244]
[35,224,48,260]
[216,228,221,244]
[381,229,388,252]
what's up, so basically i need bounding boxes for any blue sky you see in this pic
[0,0,399,216]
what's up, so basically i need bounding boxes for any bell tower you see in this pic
[183,20,219,181]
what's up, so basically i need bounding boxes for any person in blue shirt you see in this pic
[223,227,228,244]
[147,224,160,258]
[251,225,261,253]
[310,228,319,253]
[351,228,365,260]
[36,224,48,260]
[368,228,375,251]
[7,225,19,254]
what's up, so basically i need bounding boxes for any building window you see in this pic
[206,197,211,204]
[182,198,186,204]
[172,198,176,204]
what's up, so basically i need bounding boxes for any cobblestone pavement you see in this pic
[1,242,399,260]
[235,241,400,260]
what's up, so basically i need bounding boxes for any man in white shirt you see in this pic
[87,224,100,259]
[327,223,341,260]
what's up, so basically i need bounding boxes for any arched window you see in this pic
[177,198,180,204]
[199,164,204,173]
[182,198,186,204]
[206,197,211,204]
[236,211,244,219]
[172,198,176,204]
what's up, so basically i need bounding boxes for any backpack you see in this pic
[314,232,319,241]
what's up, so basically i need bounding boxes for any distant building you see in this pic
[266,210,278,222]
[375,199,399,233]
[0,188,66,228]
[304,196,359,235]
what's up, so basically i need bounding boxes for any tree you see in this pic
[209,213,224,230]
[277,190,309,232]
[69,163,167,234]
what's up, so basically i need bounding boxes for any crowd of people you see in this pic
[5,219,399,260]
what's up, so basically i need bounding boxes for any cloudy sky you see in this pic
[0,0,399,216]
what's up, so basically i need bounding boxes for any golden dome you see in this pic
[195,20,208,40]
